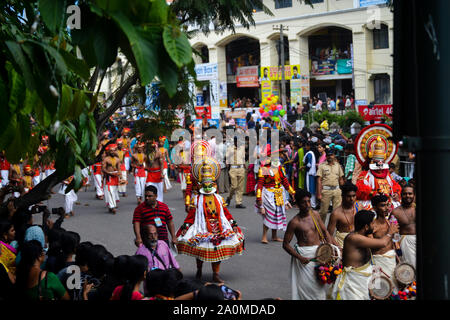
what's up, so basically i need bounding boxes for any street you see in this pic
[41,174,298,300]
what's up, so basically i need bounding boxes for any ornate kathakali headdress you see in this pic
[191,156,221,183]
[190,140,212,164]
[354,124,398,170]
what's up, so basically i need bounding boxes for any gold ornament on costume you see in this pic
[368,136,387,162]
[191,156,221,183]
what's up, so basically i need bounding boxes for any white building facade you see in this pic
[190,0,393,110]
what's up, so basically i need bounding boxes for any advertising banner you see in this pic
[196,94,204,106]
[290,79,302,106]
[260,65,300,81]
[311,58,336,76]
[225,110,247,119]
[195,63,218,81]
[337,59,353,74]
[301,75,310,98]
[261,80,272,100]
[219,81,228,107]
[357,104,393,121]
[195,105,211,119]
[236,66,259,87]
[209,80,220,107]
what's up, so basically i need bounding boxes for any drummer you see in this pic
[391,185,416,269]
[283,189,336,300]
[329,210,399,300]
[370,195,398,289]
[327,181,359,248]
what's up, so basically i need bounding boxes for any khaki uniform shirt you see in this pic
[316,161,344,187]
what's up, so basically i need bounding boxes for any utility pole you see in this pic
[273,24,289,110]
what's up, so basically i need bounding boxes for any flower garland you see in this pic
[187,229,235,247]
[315,264,343,285]
[390,281,417,300]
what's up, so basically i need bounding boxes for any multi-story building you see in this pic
[190,0,393,113]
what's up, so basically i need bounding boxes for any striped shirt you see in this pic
[345,154,357,180]
[132,201,173,241]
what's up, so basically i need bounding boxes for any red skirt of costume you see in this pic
[246,164,256,194]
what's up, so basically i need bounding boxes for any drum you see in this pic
[369,275,393,300]
[315,243,333,265]
[394,262,416,286]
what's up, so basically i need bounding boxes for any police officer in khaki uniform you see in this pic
[226,137,246,208]
[316,149,345,223]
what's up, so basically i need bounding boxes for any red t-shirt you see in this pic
[132,201,173,241]
[111,285,143,300]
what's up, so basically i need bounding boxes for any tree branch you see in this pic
[96,73,138,130]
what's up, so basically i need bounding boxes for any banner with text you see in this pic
[260,65,300,81]
[236,66,259,87]
[357,104,393,121]
[290,79,302,106]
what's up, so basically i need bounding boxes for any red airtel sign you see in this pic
[357,104,393,121]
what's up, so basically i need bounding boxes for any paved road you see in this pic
[40,174,300,300]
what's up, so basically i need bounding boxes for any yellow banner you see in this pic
[260,65,300,81]
[261,80,272,100]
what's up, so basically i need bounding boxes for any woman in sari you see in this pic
[0,220,17,277]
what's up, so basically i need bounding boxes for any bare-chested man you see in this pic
[392,185,416,268]
[158,136,172,192]
[327,181,358,248]
[329,210,399,300]
[283,189,337,300]
[102,144,120,213]
[131,142,148,204]
[116,139,128,197]
[145,141,164,202]
[370,194,398,286]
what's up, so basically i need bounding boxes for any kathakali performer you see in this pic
[176,156,245,283]
[354,124,402,213]
[255,145,296,244]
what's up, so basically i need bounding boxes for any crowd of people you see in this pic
[0,106,417,300]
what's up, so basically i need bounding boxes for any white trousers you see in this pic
[93,174,104,196]
[135,175,147,198]
[118,171,127,193]
[146,181,164,202]
[104,184,118,209]
[1,170,9,187]
[81,168,90,185]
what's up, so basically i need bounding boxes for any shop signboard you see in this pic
[337,59,353,74]
[311,58,336,76]
[195,105,211,119]
[236,66,259,87]
[357,104,393,121]
[195,62,218,81]
[359,0,388,8]
[225,110,247,119]
[196,94,204,106]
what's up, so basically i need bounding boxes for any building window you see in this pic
[373,24,389,49]
[310,0,324,3]
[275,0,292,9]
[252,2,263,12]
[373,74,391,104]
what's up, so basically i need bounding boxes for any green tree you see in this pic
[0,0,288,214]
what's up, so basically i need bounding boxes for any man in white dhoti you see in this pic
[59,176,78,217]
[329,210,399,300]
[283,189,336,300]
[392,185,416,269]
[371,195,398,287]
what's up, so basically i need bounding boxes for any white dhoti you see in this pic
[32,175,41,187]
[256,187,287,231]
[124,157,131,171]
[163,168,172,190]
[1,170,9,187]
[329,261,373,300]
[45,169,56,179]
[93,174,104,196]
[59,184,78,214]
[146,181,164,202]
[179,172,187,191]
[372,250,397,288]
[400,235,416,269]
[135,175,147,198]
[335,231,349,249]
[104,184,118,209]
[118,171,127,194]
[81,168,89,185]
[291,244,328,300]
